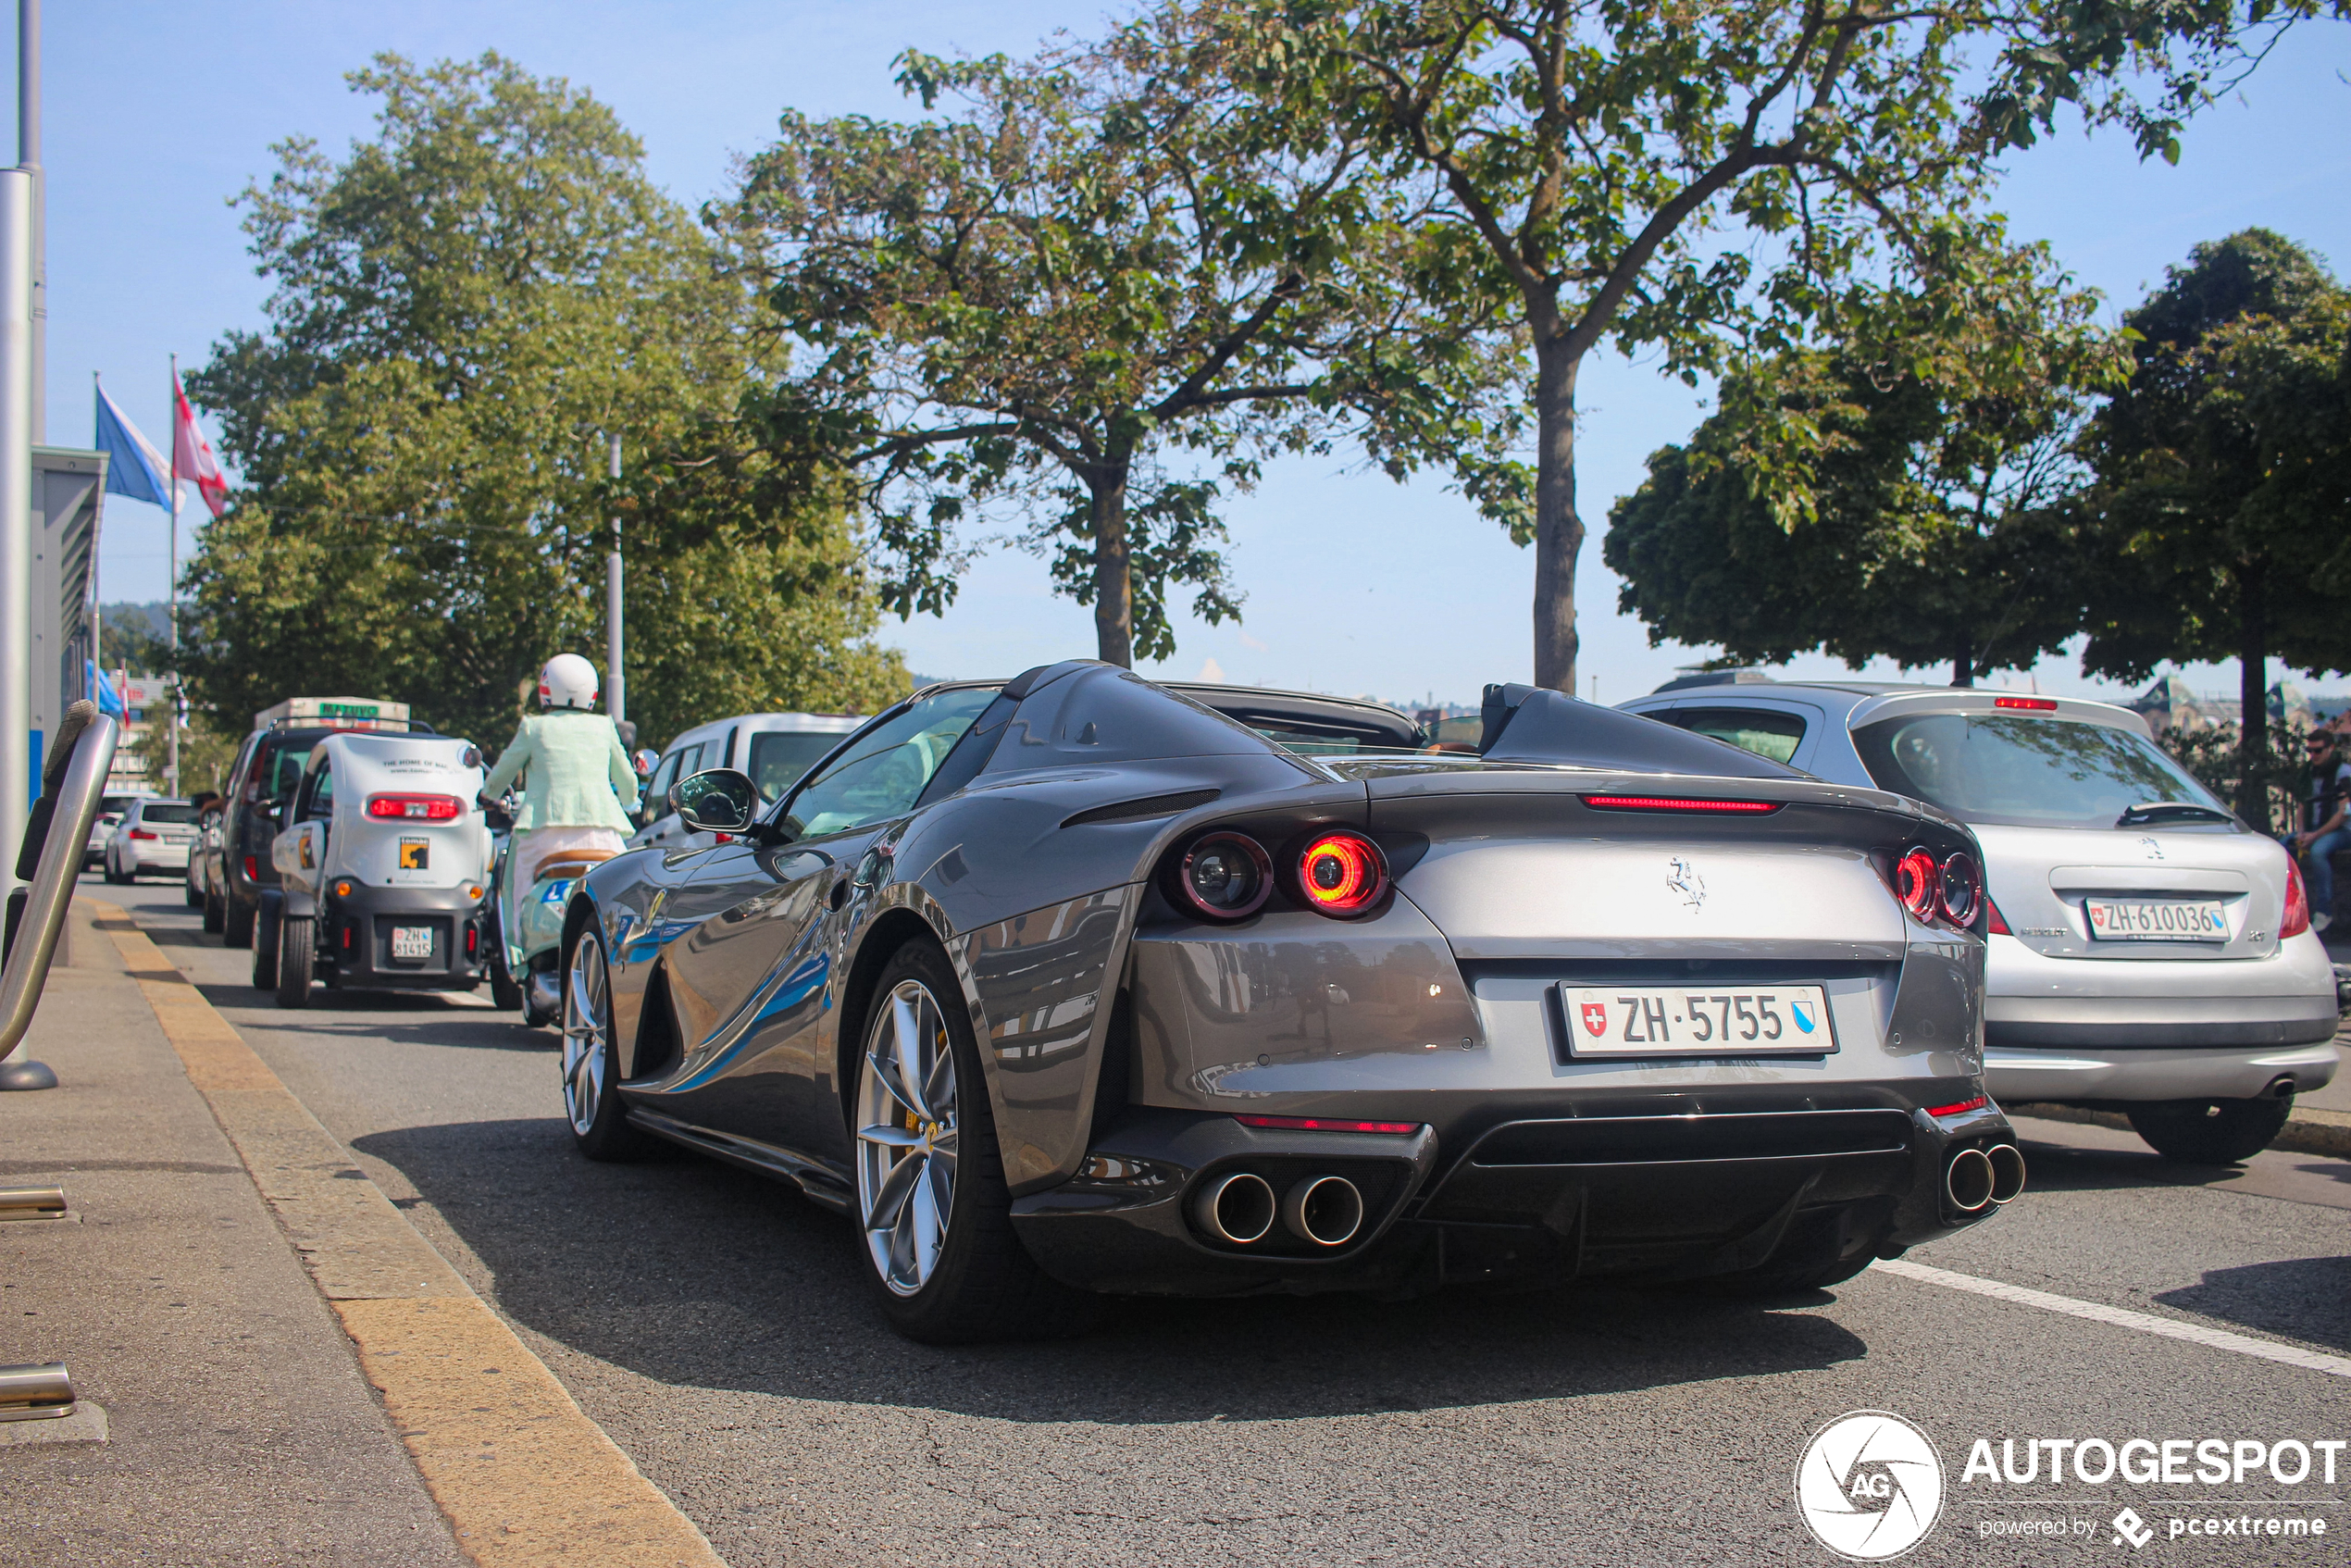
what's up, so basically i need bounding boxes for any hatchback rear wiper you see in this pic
[2116,802,2235,828]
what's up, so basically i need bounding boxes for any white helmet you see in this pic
[538,653,600,711]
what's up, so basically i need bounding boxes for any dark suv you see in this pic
[218,719,436,948]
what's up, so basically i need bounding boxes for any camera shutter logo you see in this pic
[1795,1411,1945,1560]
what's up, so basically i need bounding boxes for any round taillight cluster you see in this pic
[1167,828,1390,921]
[1297,831,1387,915]
[1175,832,1273,920]
[1894,845,1984,928]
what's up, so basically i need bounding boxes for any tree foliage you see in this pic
[183,54,907,753]
[1606,229,2128,684]
[2077,228,2351,816]
[1216,0,2338,691]
[720,10,1521,666]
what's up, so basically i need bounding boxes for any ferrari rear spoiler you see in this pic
[1478,684,1797,779]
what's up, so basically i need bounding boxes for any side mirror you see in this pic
[633,748,659,778]
[672,768,758,835]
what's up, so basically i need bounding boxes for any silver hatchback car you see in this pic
[1621,678,2340,1163]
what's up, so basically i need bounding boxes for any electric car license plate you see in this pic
[2084,897,2227,941]
[390,926,435,961]
[1560,985,1837,1057]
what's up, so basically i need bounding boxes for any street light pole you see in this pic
[19,0,40,446]
[605,432,624,728]
[0,169,31,875]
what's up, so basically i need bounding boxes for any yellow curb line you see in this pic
[87,899,726,1568]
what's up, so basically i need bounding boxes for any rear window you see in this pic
[137,803,199,825]
[747,731,844,801]
[1853,714,2225,829]
[258,743,313,797]
[1658,706,1807,766]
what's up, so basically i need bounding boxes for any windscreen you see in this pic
[1852,714,2224,829]
[747,731,845,801]
[783,687,1001,839]
[138,803,200,825]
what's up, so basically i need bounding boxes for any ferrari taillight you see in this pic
[1937,852,1983,927]
[1171,831,1274,921]
[1895,847,1941,923]
[1296,831,1387,917]
[367,793,464,821]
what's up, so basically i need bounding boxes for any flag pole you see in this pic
[167,355,180,797]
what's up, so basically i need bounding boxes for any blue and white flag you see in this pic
[86,662,126,718]
[93,380,171,506]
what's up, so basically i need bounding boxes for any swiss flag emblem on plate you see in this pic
[1580,1002,1609,1037]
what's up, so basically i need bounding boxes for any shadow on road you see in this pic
[2154,1257,2351,1352]
[353,1116,1872,1425]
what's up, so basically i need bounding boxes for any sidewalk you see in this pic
[0,898,466,1566]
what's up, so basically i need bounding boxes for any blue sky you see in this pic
[27,4,2351,706]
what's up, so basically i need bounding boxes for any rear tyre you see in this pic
[251,920,279,990]
[104,850,129,885]
[2127,1097,2293,1164]
[185,878,203,908]
[202,885,225,935]
[851,939,1098,1344]
[224,894,255,950]
[274,916,314,1007]
[488,935,524,1011]
[559,927,655,1160]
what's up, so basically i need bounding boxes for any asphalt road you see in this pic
[95,874,2351,1566]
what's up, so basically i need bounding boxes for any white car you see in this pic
[86,790,155,869]
[1621,678,2340,1163]
[104,797,201,882]
[629,710,864,851]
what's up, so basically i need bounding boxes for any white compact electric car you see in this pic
[1622,678,2340,1163]
[629,709,864,851]
[261,730,493,1008]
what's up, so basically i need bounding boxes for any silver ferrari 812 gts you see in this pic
[554,663,2021,1341]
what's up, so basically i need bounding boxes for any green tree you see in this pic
[1221,0,2334,691]
[2078,230,2351,822]
[1606,231,2127,685]
[722,14,1519,666]
[182,54,906,752]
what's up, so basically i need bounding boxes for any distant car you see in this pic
[104,797,202,882]
[554,666,2012,1343]
[187,801,227,922]
[86,790,155,870]
[1619,678,2340,1163]
[628,710,865,851]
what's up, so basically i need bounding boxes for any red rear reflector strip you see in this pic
[1993,696,2058,711]
[1234,1114,1422,1135]
[1925,1096,1988,1119]
[1581,795,1781,814]
[367,793,465,821]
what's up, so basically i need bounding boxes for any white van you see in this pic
[629,711,863,851]
[261,730,493,1007]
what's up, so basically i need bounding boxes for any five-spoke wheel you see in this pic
[856,977,961,1297]
[560,926,650,1160]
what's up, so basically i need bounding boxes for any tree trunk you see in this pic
[1532,341,1584,693]
[1088,468,1134,668]
[1950,630,1973,689]
[2237,562,2268,828]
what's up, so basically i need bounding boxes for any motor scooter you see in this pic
[484,748,656,1027]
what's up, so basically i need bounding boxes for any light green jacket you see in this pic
[481,710,640,833]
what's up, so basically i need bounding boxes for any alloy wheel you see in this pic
[855,977,960,1297]
[560,932,608,1136]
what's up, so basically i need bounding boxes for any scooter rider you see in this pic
[479,654,641,952]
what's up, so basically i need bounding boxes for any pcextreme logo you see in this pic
[1797,1411,1947,1561]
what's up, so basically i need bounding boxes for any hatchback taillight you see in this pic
[367,793,464,821]
[129,828,157,840]
[2283,858,2311,940]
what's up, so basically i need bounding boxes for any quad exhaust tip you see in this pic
[1985,1143,2026,1204]
[1946,1147,1996,1213]
[1282,1175,1365,1248]
[1192,1171,1276,1245]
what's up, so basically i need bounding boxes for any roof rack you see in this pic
[263,716,439,735]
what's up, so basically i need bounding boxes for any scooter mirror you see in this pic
[633,749,659,778]
[460,744,484,770]
[672,768,758,834]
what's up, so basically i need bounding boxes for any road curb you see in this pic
[2008,1101,2351,1159]
[89,899,727,1568]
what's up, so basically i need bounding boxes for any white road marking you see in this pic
[1878,1259,2351,1380]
